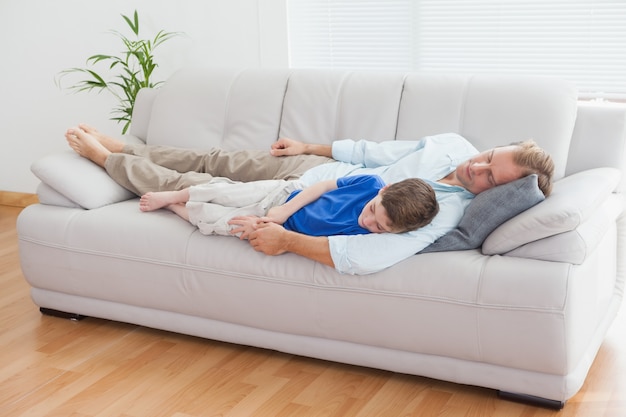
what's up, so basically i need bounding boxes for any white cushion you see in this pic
[31,150,135,209]
[482,167,621,254]
[461,75,578,181]
[36,182,80,208]
[147,68,291,151]
[396,74,578,181]
[502,195,623,264]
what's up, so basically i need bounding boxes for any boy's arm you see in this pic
[265,179,338,224]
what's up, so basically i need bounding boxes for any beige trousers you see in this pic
[104,144,333,196]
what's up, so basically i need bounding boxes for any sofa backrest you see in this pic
[131,68,621,183]
[567,101,626,188]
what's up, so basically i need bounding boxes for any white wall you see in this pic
[0,0,288,193]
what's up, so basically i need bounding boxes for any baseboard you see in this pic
[0,191,39,208]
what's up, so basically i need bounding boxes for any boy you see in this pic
[139,175,439,238]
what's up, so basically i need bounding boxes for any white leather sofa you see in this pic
[17,68,626,408]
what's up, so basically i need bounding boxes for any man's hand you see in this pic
[247,221,289,255]
[270,137,333,158]
[270,137,307,157]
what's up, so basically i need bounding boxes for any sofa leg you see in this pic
[497,391,565,410]
[40,307,87,321]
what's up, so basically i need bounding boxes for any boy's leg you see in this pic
[186,180,300,237]
[186,202,258,235]
[166,203,190,222]
[188,179,296,207]
[122,144,333,182]
[139,188,190,212]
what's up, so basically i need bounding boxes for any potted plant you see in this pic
[57,10,182,134]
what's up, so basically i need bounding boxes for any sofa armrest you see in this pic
[482,167,622,255]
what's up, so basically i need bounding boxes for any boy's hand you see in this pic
[228,216,261,240]
[270,137,306,156]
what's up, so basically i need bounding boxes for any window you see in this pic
[287,0,413,71]
[287,0,626,99]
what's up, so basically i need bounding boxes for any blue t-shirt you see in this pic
[283,174,385,236]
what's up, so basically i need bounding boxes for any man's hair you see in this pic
[510,139,555,197]
[380,178,439,233]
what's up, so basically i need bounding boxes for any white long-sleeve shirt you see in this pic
[299,133,478,275]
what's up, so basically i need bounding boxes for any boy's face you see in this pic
[358,190,395,233]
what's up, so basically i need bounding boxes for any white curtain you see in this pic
[287,0,626,99]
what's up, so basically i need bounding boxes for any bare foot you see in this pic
[78,124,125,153]
[139,190,188,212]
[65,127,111,167]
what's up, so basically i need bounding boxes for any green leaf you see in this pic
[121,10,139,36]
[133,10,139,34]
[56,9,182,133]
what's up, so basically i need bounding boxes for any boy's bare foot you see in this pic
[78,124,125,153]
[65,127,111,167]
[139,190,188,212]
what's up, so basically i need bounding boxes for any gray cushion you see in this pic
[421,174,545,253]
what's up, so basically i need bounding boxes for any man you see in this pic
[65,124,554,275]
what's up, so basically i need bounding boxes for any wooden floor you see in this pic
[1,205,625,417]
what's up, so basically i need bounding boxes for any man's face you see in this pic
[455,146,526,194]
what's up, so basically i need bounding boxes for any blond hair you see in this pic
[510,139,555,196]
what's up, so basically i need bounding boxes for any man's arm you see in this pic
[270,136,430,167]
[270,137,333,158]
[247,222,335,268]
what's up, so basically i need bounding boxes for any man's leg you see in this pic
[122,144,333,182]
[66,126,213,195]
[105,153,216,195]
[73,124,333,186]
